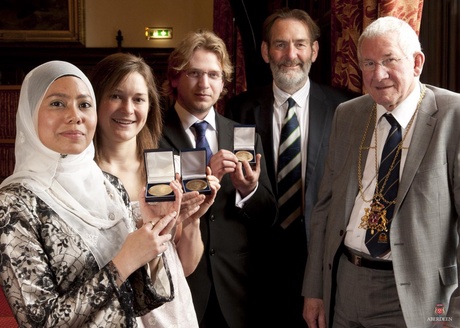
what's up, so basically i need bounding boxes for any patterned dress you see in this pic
[0,174,173,328]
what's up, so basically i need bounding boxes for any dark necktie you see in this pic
[277,97,302,229]
[193,121,212,164]
[365,113,401,257]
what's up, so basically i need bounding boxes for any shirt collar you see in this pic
[174,102,217,131]
[376,83,423,129]
[273,78,311,109]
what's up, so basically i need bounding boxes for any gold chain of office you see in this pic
[357,84,426,234]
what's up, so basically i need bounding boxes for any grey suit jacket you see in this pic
[303,85,460,327]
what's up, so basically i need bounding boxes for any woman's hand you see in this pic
[112,179,184,280]
[179,167,220,228]
[178,191,204,227]
[137,178,183,233]
[175,167,220,274]
[196,167,220,217]
[112,210,177,280]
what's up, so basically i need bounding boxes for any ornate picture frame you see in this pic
[0,0,84,44]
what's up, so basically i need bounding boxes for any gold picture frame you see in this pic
[0,0,84,44]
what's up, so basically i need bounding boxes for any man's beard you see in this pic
[269,57,311,93]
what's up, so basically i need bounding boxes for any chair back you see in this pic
[0,287,18,328]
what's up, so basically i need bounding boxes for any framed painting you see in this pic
[0,0,84,43]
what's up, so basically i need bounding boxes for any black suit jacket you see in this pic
[225,82,354,238]
[224,82,354,327]
[159,107,277,328]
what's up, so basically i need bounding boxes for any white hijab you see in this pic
[0,61,132,268]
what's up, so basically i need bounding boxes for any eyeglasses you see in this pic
[184,69,224,81]
[360,56,407,71]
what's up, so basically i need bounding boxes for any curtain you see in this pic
[331,0,424,94]
[213,0,247,114]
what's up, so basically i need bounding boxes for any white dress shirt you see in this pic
[174,103,256,207]
[272,79,311,210]
[345,83,424,259]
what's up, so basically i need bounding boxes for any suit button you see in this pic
[210,248,215,256]
[210,215,215,222]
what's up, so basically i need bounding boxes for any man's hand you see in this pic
[230,153,261,198]
[303,297,326,328]
[208,149,238,181]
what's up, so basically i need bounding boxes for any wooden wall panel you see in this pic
[0,86,19,183]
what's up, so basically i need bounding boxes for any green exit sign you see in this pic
[145,27,173,39]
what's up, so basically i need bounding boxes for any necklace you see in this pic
[358,84,426,234]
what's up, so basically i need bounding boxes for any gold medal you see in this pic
[235,150,253,162]
[148,184,173,196]
[186,179,207,191]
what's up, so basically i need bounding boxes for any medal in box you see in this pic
[180,148,211,194]
[144,148,176,202]
[233,125,256,166]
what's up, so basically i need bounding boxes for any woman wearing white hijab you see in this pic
[0,61,179,327]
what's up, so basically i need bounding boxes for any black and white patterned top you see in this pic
[0,173,173,328]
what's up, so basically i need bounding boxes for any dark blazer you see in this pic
[159,107,277,328]
[225,82,353,237]
[225,82,354,327]
[303,85,460,327]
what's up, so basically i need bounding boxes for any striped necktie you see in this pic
[365,113,401,257]
[277,97,302,229]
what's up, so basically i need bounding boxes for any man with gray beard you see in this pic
[225,8,354,327]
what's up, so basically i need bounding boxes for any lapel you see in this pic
[215,113,234,150]
[162,107,194,151]
[396,88,437,213]
[253,90,277,190]
[306,83,331,187]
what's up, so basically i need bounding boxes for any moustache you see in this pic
[279,60,303,67]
